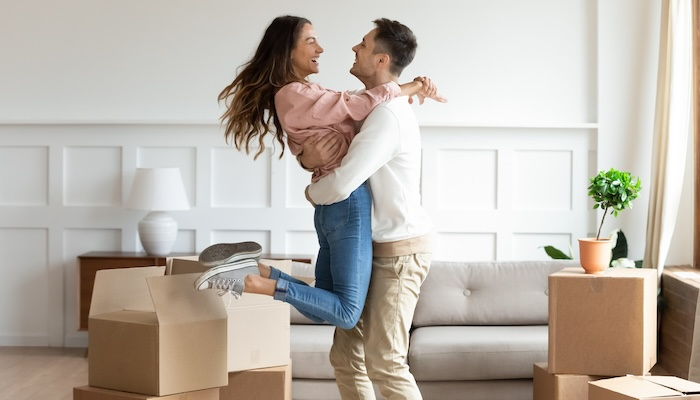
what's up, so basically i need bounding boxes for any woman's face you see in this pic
[290,23,324,79]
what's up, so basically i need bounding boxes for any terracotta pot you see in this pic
[578,238,612,274]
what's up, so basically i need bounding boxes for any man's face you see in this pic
[350,28,383,80]
[291,23,324,79]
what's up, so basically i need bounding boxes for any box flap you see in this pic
[555,267,656,279]
[89,266,165,317]
[166,255,200,275]
[92,309,159,325]
[642,376,700,394]
[591,376,682,397]
[146,273,227,325]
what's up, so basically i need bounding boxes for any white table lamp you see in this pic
[126,167,190,256]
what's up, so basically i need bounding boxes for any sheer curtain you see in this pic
[644,0,693,280]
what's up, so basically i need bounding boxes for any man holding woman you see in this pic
[196,15,442,399]
[301,18,436,400]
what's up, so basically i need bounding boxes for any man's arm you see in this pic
[306,106,400,205]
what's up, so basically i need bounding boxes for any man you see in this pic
[301,18,443,400]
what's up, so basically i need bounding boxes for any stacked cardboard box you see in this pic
[588,375,700,399]
[657,266,700,381]
[78,257,293,400]
[533,362,605,400]
[548,267,658,375]
[533,267,658,399]
[221,363,292,400]
[73,386,220,400]
[84,266,227,399]
[167,256,293,399]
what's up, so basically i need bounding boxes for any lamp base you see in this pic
[138,211,178,256]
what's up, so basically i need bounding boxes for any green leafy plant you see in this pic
[543,243,573,260]
[588,168,641,240]
[542,229,642,268]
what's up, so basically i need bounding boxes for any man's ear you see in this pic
[376,53,391,69]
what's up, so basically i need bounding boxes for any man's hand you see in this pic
[409,76,448,105]
[299,134,342,169]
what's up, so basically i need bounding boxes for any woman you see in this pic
[194,15,440,329]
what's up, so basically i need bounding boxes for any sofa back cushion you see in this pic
[412,260,578,327]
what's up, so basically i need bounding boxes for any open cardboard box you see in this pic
[88,267,228,396]
[589,375,700,399]
[166,256,291,372]
[548,267,657,376]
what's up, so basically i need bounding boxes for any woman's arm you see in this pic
[275,81,401,131]
[400,77,448,105]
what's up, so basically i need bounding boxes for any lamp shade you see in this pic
[126,167,190,211]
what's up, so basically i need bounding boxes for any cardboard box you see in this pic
[220,362,292,400]
[88,267,228,396]
[167,257,291,372]
[658,266,700,381]
[73,386,219,400]
[548,267,657,376]
[532,362,606,400]
[588,375,700,399]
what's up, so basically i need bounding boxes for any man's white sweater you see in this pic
[307,97,433,244]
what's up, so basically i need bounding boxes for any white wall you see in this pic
[0,0,682,348]
[1,0,596,124]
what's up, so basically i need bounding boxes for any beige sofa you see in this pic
[288,259,579,400]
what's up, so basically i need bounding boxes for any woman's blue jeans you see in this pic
[270,182,372,330]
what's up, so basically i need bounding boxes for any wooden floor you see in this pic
[0,345,676,400]
[0,346,88,400]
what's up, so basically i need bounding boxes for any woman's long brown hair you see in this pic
[218,16,310,159]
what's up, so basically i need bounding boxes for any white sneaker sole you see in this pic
[198,241,262,267]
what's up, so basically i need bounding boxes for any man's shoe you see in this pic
[193,258,260,298]
[198,241,262,267]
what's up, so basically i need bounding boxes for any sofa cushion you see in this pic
[408,325,548,381]
[290,324,336,379]
[413,260,577,326]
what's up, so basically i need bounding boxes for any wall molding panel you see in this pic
[0,122,595,346]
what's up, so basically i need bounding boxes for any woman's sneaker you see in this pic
[193,258,260,298]
[198,241,262,267]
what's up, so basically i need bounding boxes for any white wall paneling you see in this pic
[0,123,317,347]
[0,228,49,346]
[421,125,595,261]
[0,123,596,346]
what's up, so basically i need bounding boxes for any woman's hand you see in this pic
[298,134,342,170]
[410,76,447,105]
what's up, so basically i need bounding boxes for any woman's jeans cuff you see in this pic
[269,266,282,281]
[273,278,289,301]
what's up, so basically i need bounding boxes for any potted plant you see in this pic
[579,168,641,273]
[543,229,642,269]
